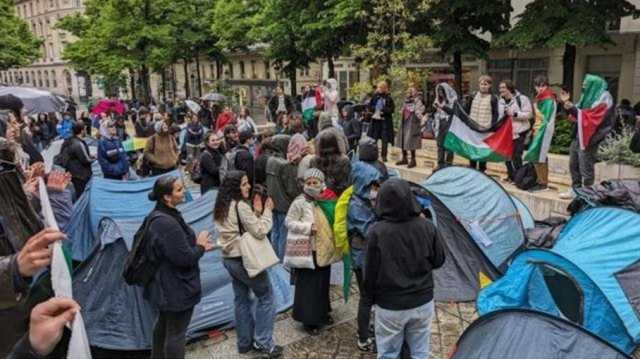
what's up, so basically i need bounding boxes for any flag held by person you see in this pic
[444,102,514,162]
[524,88,557,163]
[573,74,614,150]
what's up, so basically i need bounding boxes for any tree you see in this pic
[0,0,42,71]
[496,0,639,93]
[423,0,511,95]
[58,0,176,103]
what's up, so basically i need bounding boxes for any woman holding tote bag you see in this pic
[215,170,283,358]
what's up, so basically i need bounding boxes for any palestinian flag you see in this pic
[301,89,317,125]
[524,88,556,163]
[573,74,614,150]
[444,102,514,162]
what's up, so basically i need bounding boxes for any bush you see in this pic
[598,126,640,167]
[549,114,573,155]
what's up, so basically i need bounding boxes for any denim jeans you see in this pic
[374,301,434,359]
[270,211,288,261]
[223,258,276,352]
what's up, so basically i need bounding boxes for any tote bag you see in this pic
[236,204,279,278]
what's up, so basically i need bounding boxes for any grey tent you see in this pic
[450,309,630,359]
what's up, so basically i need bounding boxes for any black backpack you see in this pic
[122,211,165,286]
[513,163,538,190]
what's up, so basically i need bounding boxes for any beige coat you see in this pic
[216,200,273,258]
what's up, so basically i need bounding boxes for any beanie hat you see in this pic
[303,168,325,183]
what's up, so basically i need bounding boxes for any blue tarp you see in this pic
[478,207,640,353]
[68,176,293,350]
[423,166,525,268]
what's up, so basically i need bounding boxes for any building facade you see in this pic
[1,0,103,103]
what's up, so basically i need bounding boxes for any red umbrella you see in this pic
[90,98,126,115]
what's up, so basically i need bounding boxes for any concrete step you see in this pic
[385,161,572,220]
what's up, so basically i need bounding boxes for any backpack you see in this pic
[122,211,165,286]
[190,151,209,184]
[53,139,71,169]
[218,148,239,183]
[513,163,538,190]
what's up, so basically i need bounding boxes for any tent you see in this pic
[477,207,640,354]
[417,166,526,302]
[67,175,293,350]
[450,309,630,359]
[511,194,535,229]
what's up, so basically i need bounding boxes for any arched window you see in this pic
[37,71,42,87]
[51,70,57,88]
[44,70,50,87]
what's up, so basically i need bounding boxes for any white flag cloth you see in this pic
[38,178,92,359]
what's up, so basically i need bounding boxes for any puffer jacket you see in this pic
[97,136,129,178]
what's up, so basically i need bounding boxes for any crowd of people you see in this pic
[0,71,632,359]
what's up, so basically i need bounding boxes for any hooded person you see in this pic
[143,120,179,176]
[357,137,388,182]
[311,129,351,196]
[347,161,381,351]
[364,178,446,359]
[323,79,340,124]
[561,74,615,194]
[433,83,458,169]
[288,168,333,335]
[315,112,349,156]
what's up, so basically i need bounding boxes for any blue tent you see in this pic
[414,166,527,301]
[477,207,640,353]
[68,175,293,350]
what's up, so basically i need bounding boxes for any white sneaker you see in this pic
[559,190,575,199]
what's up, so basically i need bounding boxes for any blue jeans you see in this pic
[223,258,276,352]
[270,211,288,261]
[374,301,434,359]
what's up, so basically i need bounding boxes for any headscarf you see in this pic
[435,82,458,107]
[577,74,608,109]
[303,168,326,199]
[287,133,309,163]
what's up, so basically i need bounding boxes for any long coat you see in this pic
[367,93,395,143]
[395,95,425,151]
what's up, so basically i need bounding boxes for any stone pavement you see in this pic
[186,285,477,359]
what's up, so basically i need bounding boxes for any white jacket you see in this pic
[285,194,316,250]
[501,92,533,138]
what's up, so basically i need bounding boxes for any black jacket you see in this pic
[364,178,445,310]
[144,203,204,312]
[65,137,93,180]
[234,144,254,186]
[200,146,223,194]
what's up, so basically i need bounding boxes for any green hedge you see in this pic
[550,114,573,155]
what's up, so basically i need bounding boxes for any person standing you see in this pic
[97,120,129,180]
[367,81,395,162]
[65,121,93,196]
[559,74,615,198]
[395,84,425,168]
[199,132,224,194]
[524,75,557,189]
[288,168,333,335]
[144,176,214,359]
[237,107,258,136]
[433,83,458,170]
[364,178,445,359]
[499,80,533,182]
[466,75,504,173]
[215,106,236,134]
[143,121,179,176]
[235,130,256,186]
[198,101,214,131]
[268,86,293,121]
[56,112,74,140]
[215,171,283,358]
[185,113,204,161]
[311,130,351,196]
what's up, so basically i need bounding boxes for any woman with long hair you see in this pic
[215,170,282,358]
[144,175,214,359]
[310,130,351,195]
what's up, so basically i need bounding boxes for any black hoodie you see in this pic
[363,178,445,310]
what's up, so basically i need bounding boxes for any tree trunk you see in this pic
[138,66,151,105]
[195,55,202,97]
[288,68,297,97]
[562,43,577,94]
[129,70,136,100]
[183,59,191,98]
[161,69,167,101]
[327,56,335,79]
[453,51,463,96]
[215,59,222,91]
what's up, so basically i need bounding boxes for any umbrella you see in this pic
[201,92,226,102]
[0,87,65,115]
[185,99,201,114]
[91,98,126,116]
[0,94,24,114]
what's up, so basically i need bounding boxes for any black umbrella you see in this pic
[0,94,24,115]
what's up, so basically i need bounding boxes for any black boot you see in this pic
[407,151,417,168]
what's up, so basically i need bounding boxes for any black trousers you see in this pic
[71,177,89,199]
[506,132,528,180]
[150,166,176,177]
[354,267,373,341]
[469,160,487,173]
[151,308,194,359]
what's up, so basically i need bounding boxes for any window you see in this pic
[488,58,548,97]
[26,72,30,84]
[37,71,42,87]
[44,70,50,87]
[264,61,270,79]
[239,61,245,79]
[587,55,622,104]
[51,70,57,88]
[227,63,234,79]
[251,60,257,79]
[49,42,54,60]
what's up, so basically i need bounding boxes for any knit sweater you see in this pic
[144,133,179,169]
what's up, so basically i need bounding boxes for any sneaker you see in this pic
[254,344,283,358]
[559,189,575,199]
[357,337,376,352]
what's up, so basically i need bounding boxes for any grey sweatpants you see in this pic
[569,139,598,188]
